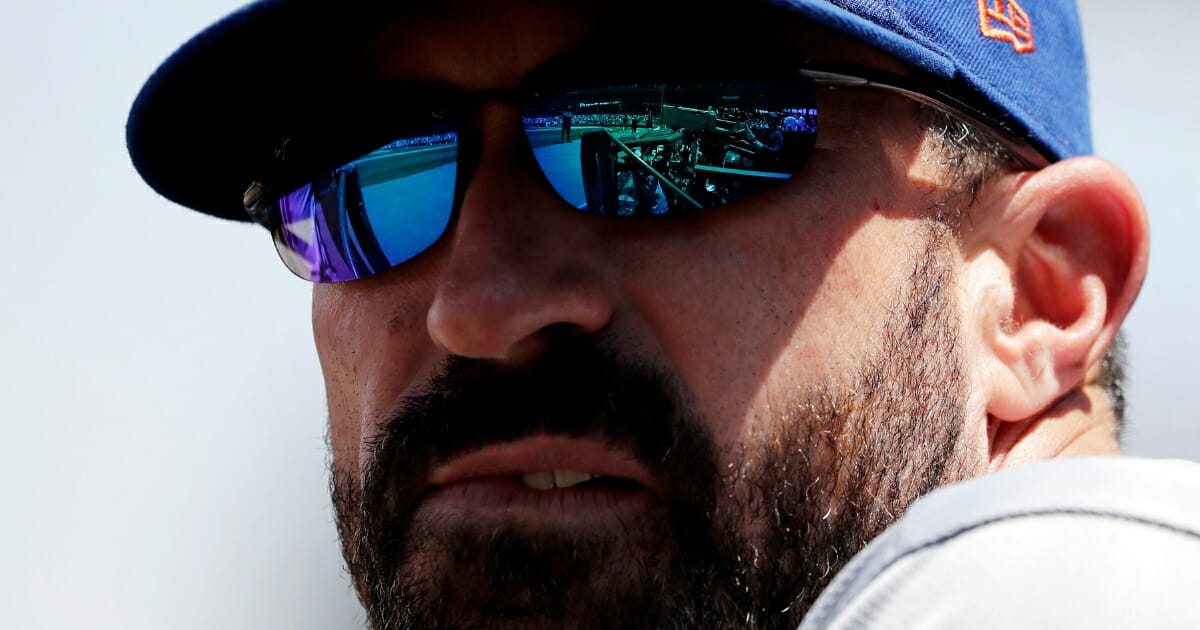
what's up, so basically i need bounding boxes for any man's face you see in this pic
[315,1,989,628]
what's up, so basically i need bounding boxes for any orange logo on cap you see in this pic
[978,0,1035,53]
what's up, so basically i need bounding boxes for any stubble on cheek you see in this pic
[315,276,443,476]
[324,221,982,630]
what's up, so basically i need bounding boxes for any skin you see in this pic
[319,0,968,488]
[310,0,1149,626]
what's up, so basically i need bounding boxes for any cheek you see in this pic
[313,281,436,473]
[313,286,366,472]
[624,201,931,454]
[628,116,935,447]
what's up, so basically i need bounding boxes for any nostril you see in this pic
[538,321,595,342]
[426,283,614,361]
[492,321,599,366]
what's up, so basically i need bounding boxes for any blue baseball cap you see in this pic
[127,0,1091,221]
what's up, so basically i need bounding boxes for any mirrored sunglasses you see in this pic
[244,67,1048,283]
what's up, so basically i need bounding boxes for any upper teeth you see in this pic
[520,470,596,490]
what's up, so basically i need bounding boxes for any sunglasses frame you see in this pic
[243,64,1051,281]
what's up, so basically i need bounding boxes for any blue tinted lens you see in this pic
[270,80,817,282]
[524,81,817,217]
[271,126,457,282]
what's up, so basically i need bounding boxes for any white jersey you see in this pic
[799,456,1200,629]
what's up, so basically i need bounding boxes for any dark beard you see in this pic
[330,226,974,630]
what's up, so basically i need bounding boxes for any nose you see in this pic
[426,109,615,361]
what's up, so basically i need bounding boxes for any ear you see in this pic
[963,157,1148,452]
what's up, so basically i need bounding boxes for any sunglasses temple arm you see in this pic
[602,130,704,210]
[803,71,1050,170]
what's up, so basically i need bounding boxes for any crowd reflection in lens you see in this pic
[523,83,818,216]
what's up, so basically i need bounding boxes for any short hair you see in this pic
[919,107,1128,436]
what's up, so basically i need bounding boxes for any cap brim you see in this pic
[128,0,412,221]
[125,0,1014,221]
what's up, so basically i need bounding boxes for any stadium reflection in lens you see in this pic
[523,82,817,217]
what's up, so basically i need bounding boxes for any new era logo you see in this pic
[978,0,1035,53]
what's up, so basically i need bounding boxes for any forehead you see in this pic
[344,0,908,89]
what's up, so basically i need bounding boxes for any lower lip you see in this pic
[420,476,658,523]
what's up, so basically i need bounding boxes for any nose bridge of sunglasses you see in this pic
[443,103,576,215]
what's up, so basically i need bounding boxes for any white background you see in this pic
[2,1,1196,628]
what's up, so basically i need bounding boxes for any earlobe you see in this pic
[971,157,1148,426]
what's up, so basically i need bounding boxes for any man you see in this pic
[127,0,1191,628]
[560,108,573,144]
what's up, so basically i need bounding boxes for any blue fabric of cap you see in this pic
[767,0,1091,161]
[127,0,1091,221]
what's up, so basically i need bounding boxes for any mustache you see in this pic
[361,339,698,516]
[340,340,732,629]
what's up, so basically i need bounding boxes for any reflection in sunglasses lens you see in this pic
[271,81,818,281]
[525,82,817,217]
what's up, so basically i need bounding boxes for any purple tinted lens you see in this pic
[271,130,456,282]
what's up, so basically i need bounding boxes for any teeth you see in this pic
[519,470,595,490]
[554,469,594,488]
[521,471,556,491]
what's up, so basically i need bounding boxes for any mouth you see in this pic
[420,435,662,522]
